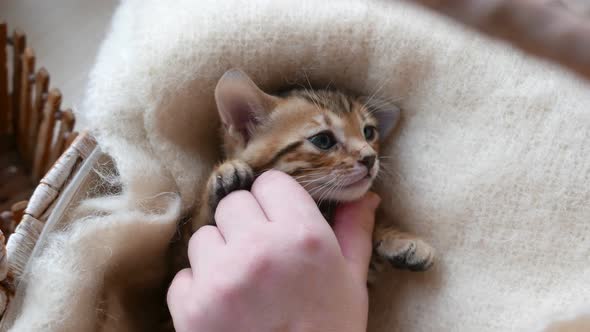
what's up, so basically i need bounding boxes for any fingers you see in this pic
[332,192,380,283]
[167,268,194,322]
[251,170,326,228]
[214,190,268,240]
[188,225,226,271]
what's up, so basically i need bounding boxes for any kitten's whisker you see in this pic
[325,80,334,91]
[292,167,335,173]
[324,179,342,205]
[308,175,334,195]
[295,165,335,170]
[376,164,401,175]
[310,185,329,200]
[377,95,406,104]
[254,166,333,179]
[377,159,398,166]
[297,71,325,113]
[293,170,349,182]
[364,93,405,109]
[294,172,333,182]
[364,95,406,117]
[376,167,403,182]
[375,172,393,182]
[299,175,333,189]
[365,95,404,107]
[319,176,340,205]
[312,175,337,192]
[317,180,332,204]
[302,71,320,100]
[300,177,330,186]
[376,163,395,171]
[315,176,339,203]
[293,171,329,178]
[327,179,344,205]
[364,77,391,109]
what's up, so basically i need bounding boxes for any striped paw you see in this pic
[206,160,254,221]
[375,231,435,271]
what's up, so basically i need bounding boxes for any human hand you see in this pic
[167,170,380,332]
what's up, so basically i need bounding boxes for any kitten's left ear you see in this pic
[215,69,279,143]
[361,97,401,141]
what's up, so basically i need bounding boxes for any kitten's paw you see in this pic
[207,160,254,213]
[375,233,435,271]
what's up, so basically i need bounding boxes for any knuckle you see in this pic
[214,190,250,220]
[179,302,204,327]
[188,225,215,252]
[214,196,230,214]
[167,271,204,327]
[245,252,274,279]
[167,270,188,302]
[214,190,239,209]
[295,228,325,254]
[217,190,249,208]
[209,278,242,307]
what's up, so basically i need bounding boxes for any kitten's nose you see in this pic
[359,155,376,170]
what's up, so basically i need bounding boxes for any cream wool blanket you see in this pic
[8,0,590,331]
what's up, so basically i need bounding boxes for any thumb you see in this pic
[332,192,380,283]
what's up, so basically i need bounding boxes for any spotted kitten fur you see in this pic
[193,69,434,277]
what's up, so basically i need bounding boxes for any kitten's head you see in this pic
[214,69,400,202]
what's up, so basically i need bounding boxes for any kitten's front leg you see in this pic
[373,223,435,272]
[194,159,254,229]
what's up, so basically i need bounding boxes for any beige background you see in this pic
[1,0,117,112]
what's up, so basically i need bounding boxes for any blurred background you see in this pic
[2,0,590,111]
[0,0,117,110]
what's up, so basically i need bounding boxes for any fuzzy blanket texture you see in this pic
[9,0,590,331]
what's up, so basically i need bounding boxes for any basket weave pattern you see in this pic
[0,21,86,317]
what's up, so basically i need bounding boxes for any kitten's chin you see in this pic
[326,177,373,202]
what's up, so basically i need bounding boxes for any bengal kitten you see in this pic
[193,69,434,277]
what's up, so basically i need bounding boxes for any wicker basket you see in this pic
[0,133,99,328]
[0,21,83,318]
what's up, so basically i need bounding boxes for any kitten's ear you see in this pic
[215,69,278,143]
[361,97,401,141]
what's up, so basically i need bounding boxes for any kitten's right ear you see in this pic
[215,69,278,144]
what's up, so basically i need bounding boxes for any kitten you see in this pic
[193,69,434,277]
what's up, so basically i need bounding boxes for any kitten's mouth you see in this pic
[307,168,375,202]
[321,170,373,202]
[341,170,372,188]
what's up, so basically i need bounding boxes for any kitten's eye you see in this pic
[308,132,337,150]
[364,126,377,141]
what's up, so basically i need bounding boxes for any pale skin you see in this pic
[167,170,380,332]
